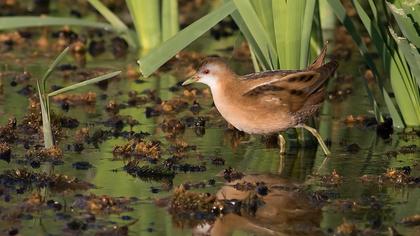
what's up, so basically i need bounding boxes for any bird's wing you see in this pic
[241,71,323,112]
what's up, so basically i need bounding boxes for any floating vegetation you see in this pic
[160,119,185,134]
[0,118,17,143]
[168,140,196,157]
[51,91,97,105]
[123,161,175,182]
[312,170,343,187]
[113,139,161,159]
[25,146,63,162]
[335,221,360,235]
[170,185,216,213]
[401,214,420,226]
[0,142,11,162]
[72,194,135,214]
[223,167,244,182]
[0,169,93,193]
[360,167,420,186]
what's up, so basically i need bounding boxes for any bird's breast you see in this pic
[211,89,292,134]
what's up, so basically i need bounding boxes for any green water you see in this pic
[0,43,419,236]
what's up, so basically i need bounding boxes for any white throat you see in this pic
[198,75,219,92]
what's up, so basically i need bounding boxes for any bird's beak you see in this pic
[182,74,199,86]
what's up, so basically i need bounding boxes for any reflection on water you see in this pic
[0,52,419,236]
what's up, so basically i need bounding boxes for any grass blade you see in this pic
[36,81,54,148]
[272,0,287,68]
[42,47,70,93]
[327,0,380,76]
[233,0,277,69]
[0,16,112,30]
[383,90,405,128]
[162,0,179,41]
[390,28,420,88]
[87,0,128,32]
[390,56,420,126]
[387,1,420,48]
[126,0,161,50]
[88,0,137,47]
[48,71,121,97]
[138,0,236,77]
[300,0,316,68]
[230,10,268,70]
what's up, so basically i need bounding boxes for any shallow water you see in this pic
[1,43,420,236]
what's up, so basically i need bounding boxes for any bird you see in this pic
[182,44,338,155]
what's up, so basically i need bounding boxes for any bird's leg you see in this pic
[278,133,286,155]
[299,124,331,156]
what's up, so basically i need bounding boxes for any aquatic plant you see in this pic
[327,0,420,128]
[138,0,323,76]
[37,47,121,148]
[87,0,179,49]
[0,0,178,50]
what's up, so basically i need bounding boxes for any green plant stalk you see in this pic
[327,0,386,123]
[387,1,420,48]
[35,47,121,147]
[37,81,54,148]
[42,47,70,116]
[351,0,420,126]
[233,0,277,69]
[126,0,161,50]
[161,0,179,41]
[0,16,113,31]
[390,56,420,126]
[138,0,236,77]
[87,0,137,48]
[48,71,121,97]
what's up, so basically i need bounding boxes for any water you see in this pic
[0,42,419,236]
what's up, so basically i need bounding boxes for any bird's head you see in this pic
[182,57,233,89]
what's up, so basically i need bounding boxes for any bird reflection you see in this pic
[191,174,322,236]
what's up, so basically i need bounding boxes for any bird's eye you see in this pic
[202,69,210,74]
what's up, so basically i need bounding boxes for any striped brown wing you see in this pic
[242,71,323,112]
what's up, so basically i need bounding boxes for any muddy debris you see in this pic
[51,92,96,105]
[0,142,11,162]
[399,144,418,154]
[25,146,63,163]
[335,220,360,235]
[95,225,130,236]
[111,36,128,58]
[316,170,343,187]
[126,64,140,79]
[168,140,196,157]
[89,39,106,57]
[0,117,17,143]
[376,117,393,139]
[345,143,360,153]
[401,214,420,226]
[59,116,80,129]
[123,161,175,181]
[223,167,244,182]
[0,168,93,193]
[113,139,161,160]
[170,185,217,213]
[360,167,420,186]
[127,90,149,106]
[161,119,186,135]
[105,99,120,114]
[211,156,225,166]
[176,163,206,173]
[160,98,189,114]
[189,100,202,114]
[72,194,134,214]
[72,161,93,170]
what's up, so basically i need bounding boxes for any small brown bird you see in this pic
[182,45,338,155]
